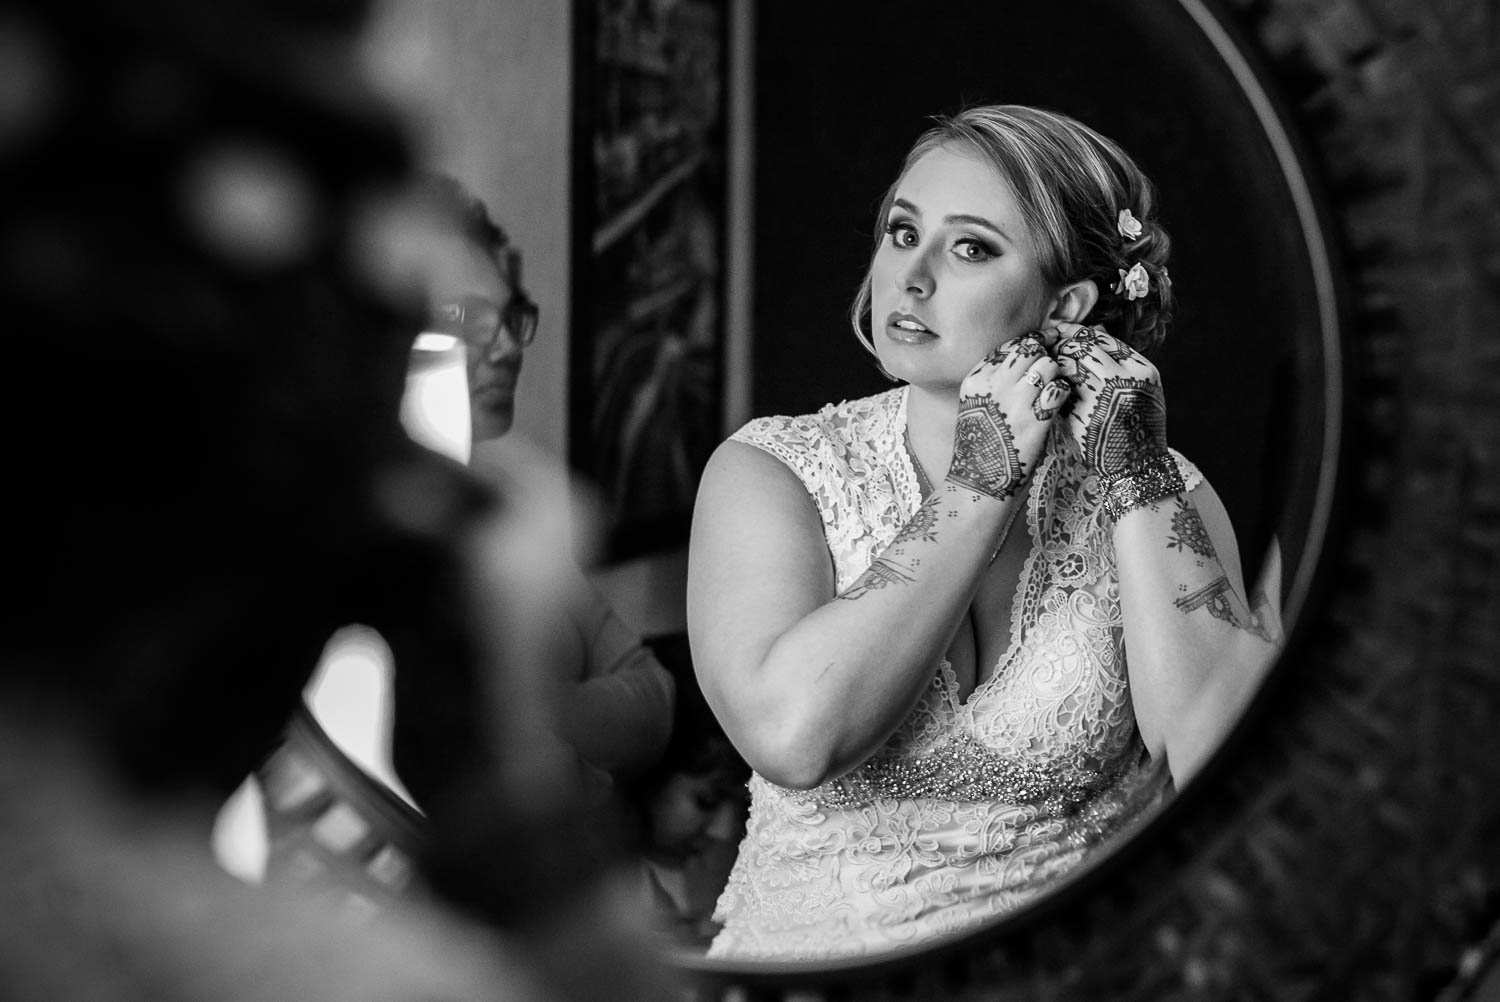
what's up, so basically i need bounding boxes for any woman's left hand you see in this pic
[1050,322,1172,482]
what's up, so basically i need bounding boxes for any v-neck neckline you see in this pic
[893,387,1048,710]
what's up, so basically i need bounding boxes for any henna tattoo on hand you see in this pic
[1082,375,1170,479]
[946,394,1027,500]
[1030,378,1071,423]
[1174,576,1277,642]
[1098,332,1136,364]
[1057,326,1106,359]
[1011,333,1047,363]
[1059,326,1134,364]
[1166,496,1217,562]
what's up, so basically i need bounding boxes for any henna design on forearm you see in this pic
[1082,375,1170,479]
[946,394,1027,501]
[836,497,943,602]
[1166,496,1216,563]
[1175,576,1277,642]
[836,556,916,601]
[891,495,941,546]
[1175,577,1232,617]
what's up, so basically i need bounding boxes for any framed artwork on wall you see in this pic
[570,0,731,562]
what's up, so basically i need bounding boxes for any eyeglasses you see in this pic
[427,245,539,349]
[427,292,539,349]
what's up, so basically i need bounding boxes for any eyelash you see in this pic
[884,219,918,248]
[884,220,998,262]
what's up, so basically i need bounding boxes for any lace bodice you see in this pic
[707,387,1198,961]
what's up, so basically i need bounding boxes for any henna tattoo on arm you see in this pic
[1165,496,1216,564]
[891,495,941,546]
[835,497,942,602]
[946,394,1027,501]
[836,556,916,601]
[1174,576,1277,642]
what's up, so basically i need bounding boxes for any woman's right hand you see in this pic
[946,331,1073,500]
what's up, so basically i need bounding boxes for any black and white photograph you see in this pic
[3,0,1499,1000]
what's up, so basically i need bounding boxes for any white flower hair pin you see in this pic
[1117,208,1143,241]
[1115,262,1150,301]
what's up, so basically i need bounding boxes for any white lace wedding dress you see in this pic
[707,386,1199,960]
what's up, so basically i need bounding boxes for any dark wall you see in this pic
[751,1,1339,585]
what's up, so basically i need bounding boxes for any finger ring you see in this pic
[1024,368,1047,388]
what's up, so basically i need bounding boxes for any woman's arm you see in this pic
[687,441,1007,789]
[688,336,1074,790]
[553,583,676,777]
[465,437,675,789]
[1055,324,1282,786]
[1111,479,1281,785]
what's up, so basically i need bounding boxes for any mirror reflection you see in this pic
[686,105,1285,962]
[211,0,1336,973]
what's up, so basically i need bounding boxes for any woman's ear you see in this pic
[1043,279,1099,326]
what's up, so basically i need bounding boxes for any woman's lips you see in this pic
[886,312,937,344]
[472,381,515,402]
[471,363,520,403]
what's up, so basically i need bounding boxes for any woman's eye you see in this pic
[954,238,997,262]
[885,220,918,248]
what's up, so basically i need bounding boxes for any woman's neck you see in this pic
[904,383,961,487]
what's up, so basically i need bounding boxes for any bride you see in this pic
[686,104,1283,960]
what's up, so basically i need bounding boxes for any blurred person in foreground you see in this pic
[0,1,670,999]
[248,177,678,909]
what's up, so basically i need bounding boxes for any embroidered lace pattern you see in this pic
[707,387,1201,961]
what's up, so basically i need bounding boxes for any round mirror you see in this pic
[362,0,1344,986]
[683,0,1343,978]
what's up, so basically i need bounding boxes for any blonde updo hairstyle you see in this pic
[850,104,1174,368]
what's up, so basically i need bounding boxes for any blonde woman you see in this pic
[688,105,1282,959]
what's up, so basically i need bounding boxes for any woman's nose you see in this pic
[895,250,934,298]
[484,326,523,364]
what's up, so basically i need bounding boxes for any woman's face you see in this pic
[869,143,1052,391]
[427,236,527,443]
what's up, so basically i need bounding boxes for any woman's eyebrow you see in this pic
[945,213,1011,242]
[890,199,1012,243]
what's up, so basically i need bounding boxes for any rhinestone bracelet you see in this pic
[1100,452,1186,523]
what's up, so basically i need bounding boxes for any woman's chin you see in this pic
[471,409,515,443]
[881,359,964,394]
